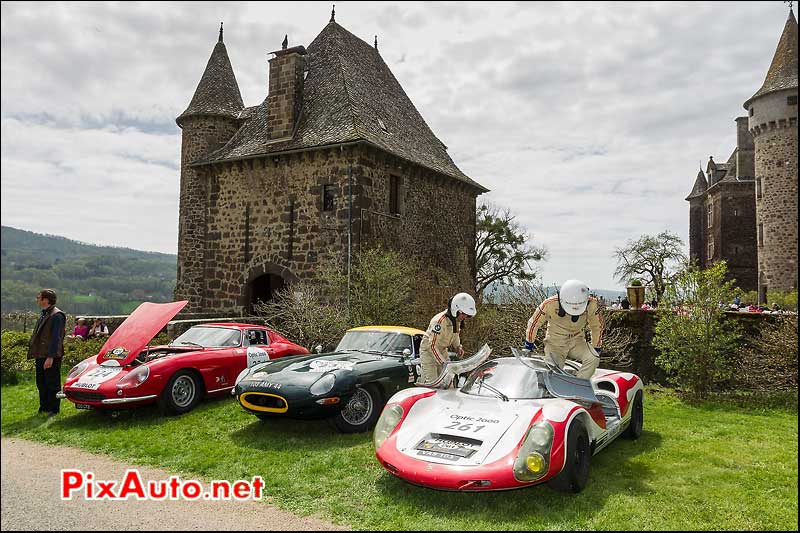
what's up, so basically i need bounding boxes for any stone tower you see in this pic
[686,169,708,269]
[174,17,487,315]
[743,8,798,302]
[175,24,244,312]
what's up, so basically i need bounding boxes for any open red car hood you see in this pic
[96,301,188,366]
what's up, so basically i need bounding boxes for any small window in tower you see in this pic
[758,223,764,246]
[733,245,740,256]
[707,202,713,228]
[322,184,336,212]
[788,95,798,106]
[732,207,739,217]
[378,118,389,133]
[389,175,400,215]
[756,177,762,198]
[749,107,754,117]
[707,238,714,260]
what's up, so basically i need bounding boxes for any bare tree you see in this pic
[613,230,686,301]
[475,203,546,297]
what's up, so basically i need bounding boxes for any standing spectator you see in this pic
[27,289,66,416]
[88,318,109,338]
[620,297,631,310]
[650,298,658,308]
[733,295,742,309]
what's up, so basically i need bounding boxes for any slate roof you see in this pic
[744,10,798,108]
[201,21,487,192]
[177,33,244,124]
[686,169,708,200]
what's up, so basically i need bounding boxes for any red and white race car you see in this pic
[374,347,644,492]
[59,301,309,414]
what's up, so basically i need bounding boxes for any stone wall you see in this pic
[719,184,757,291]
[182,143,479,314]
[176,115,241,312]
[750,89,799,295]
[600,309,797,389]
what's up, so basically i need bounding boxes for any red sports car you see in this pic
[58,301,309,414]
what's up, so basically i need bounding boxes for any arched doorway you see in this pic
[247,274,286,313]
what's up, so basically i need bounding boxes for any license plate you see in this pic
[415,436,480,459]
[75,403,91,410]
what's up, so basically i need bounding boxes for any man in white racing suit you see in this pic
[523,279,603,379]
[419,292,477,385]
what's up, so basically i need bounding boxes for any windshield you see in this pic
[171,327,241,348]
[335,331,412,355]
[461,359,550,400]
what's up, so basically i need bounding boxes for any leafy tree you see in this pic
[653,261,741,397]
[613,230,686,301]
[255,246,426,350]
[475,203,546,298]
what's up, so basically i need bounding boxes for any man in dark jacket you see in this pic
[27,289,66,416]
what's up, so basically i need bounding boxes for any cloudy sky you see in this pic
[0,1,792,291]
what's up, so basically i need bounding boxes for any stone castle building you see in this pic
[175,12,487,314]
[687,8,797,299]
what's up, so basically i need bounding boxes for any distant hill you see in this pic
[1,226,176,314]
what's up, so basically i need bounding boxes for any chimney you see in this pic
[734,116,755,179]
[266,40,307,141]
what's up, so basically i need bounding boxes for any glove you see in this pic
[523,340,537,351]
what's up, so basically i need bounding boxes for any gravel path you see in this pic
[1,437,347,531]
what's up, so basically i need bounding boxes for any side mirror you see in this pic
[314,344,323,354]
[402,348,412,358]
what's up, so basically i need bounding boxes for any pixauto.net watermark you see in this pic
[61,469,264,501]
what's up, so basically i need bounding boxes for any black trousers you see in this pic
[35,357,62,414]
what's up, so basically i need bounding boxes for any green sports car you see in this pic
[234,326,426,433]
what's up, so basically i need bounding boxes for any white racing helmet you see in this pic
[450,292,477,317]
[559,279,590,316]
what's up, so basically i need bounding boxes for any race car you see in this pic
[234,325,426,433]
[374,349,644,492]
[58,301,309,414]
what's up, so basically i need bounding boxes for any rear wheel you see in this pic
[623,390,644,439]
[548,418,591,493]
[159,370,202,415]
[331,384,383,433]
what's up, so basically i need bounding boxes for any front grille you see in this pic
[240,392,288,413]
[66,390,106,402]
[244,393,287,410]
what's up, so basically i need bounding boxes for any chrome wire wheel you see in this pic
[341,388,373,426]
[171,375,196,408]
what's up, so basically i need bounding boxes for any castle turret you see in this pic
[176,23,244,311]
[686,169,708,268]
[743,8,798,302]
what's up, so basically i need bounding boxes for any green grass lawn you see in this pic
[2,380,797,530]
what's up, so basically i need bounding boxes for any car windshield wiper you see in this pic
[477,379,508,402]
[173,341,203,348]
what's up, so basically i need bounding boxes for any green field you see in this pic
[1,380,796,530]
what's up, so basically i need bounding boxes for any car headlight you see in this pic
[373,404,404,450]
[116,366,150,389]
[235,368,251,386]
[309,373,336,396]
[513,421,554,482]
[67,360,90,381]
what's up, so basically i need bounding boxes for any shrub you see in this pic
[629,278,643,287]
[735,316,798,391]
[653,261,740,397]
[1,330,34,384]
[255,246,433,351]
